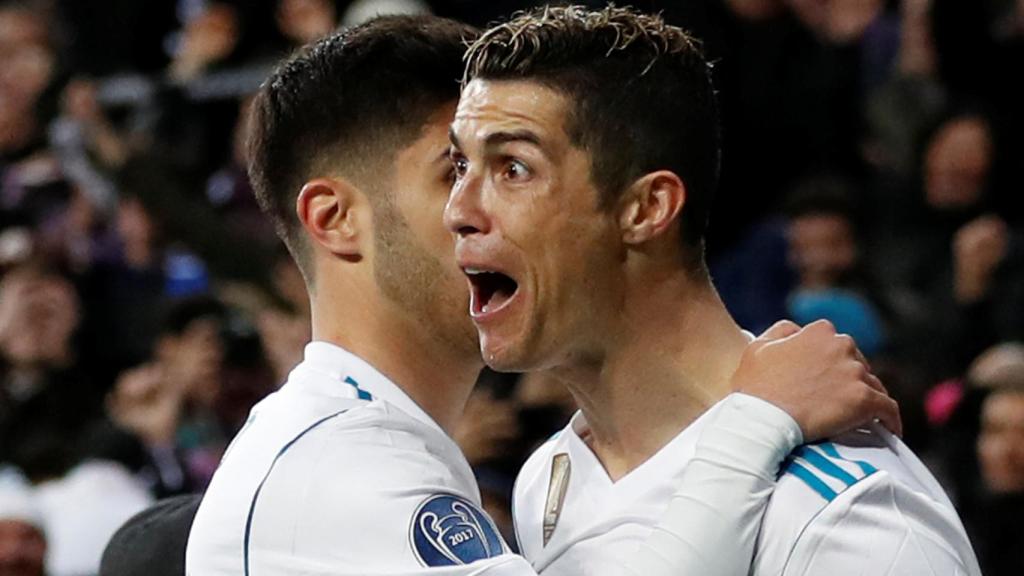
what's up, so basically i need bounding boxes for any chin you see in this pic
[480,335,546,374]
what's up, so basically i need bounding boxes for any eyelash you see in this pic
[447,153,532,184]
[502,158,530,181]
[451,153,469,181]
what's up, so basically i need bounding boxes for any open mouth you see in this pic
[465,268,520,317]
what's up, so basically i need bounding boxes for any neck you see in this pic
[558,270,748,481]
[309,279,481,435]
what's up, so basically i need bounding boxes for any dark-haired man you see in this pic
[187,14,893,576]
[446,5,979,575]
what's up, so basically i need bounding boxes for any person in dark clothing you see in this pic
[967,381,1024,576]
[0,263,102,482]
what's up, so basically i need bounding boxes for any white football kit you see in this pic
[186,341,809,575]
[514,402,983,576]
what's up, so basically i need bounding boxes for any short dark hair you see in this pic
[161,295,227,337]
[783,174,860,223]
[248,15,476,273]
[464,5,720,264]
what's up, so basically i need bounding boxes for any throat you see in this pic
[575,394,713,482]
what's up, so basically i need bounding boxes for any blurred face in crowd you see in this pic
[277,0,336,46]
[785,0,884,43]
[787,212,858,289]
[924,116,993,211]
[724,0,784,21]
[446,80,624,371]
[0,7,53,113]
[0,520,45,576]
[0,268,79,369]
[370,103,479,355]
[158,316,225,407]
[181,3,239,64]
[977,389,1024,494]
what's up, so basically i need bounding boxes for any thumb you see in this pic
[756,320,801,343]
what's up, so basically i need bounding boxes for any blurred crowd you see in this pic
[0,1,1021,575]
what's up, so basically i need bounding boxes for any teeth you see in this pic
[465,268,488,275]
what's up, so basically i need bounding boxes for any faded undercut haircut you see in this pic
[464,5,721,271]
[248,15,477,279]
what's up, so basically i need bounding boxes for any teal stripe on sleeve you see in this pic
[784,461,838,502]
[796,446,858,487]
[818,442,878,476]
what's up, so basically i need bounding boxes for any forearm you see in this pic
[622,394,801,576]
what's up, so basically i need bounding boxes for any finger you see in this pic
[869,391,903,438]
[756,320,801,342]
[804,318,837,337]
[851,344,873,373]
[864,372,889,396]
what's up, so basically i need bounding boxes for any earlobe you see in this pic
[296,178,365,260]
[619,171,686,246]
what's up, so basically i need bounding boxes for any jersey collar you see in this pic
[295,341,446,435]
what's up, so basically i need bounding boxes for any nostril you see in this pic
[456,225,479,237]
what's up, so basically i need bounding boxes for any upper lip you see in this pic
[454,242,513,280]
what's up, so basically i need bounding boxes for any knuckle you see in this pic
[855,385,874,406]
[834,334,856,354]
[810,319,836,336]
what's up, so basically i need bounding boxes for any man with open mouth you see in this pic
[186,12,896,576]
[446,5,980,576]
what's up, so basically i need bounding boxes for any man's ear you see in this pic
[617,171,686,246]
[295,178,366,261]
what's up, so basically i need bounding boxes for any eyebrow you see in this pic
[448,127,543,152]
[483,130,542,150]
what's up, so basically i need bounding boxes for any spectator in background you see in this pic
[33,460,150,576]
[276,0,337,49]
[881,112,1024,382]
[0,469,45,576]
[0,3,60,214]
[254,249,310,384]
[83,192,168,376]
[965,345,1024,576]
[203,97,278,252]
[342,0,431,26]
[103,296,231,496]
[0,263,100,483]
[167,3,242,85]
[784,177,888,358]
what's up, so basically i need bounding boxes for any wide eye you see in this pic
[503,159,531,182]
[451,151,469,181]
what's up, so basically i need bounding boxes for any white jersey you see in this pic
[186,342,534,575]
[513,402,982,576]
[186,341,812,576]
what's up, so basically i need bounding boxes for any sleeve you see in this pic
[618,393,803,576]
[779,473,981,576]
[246,419,541,576]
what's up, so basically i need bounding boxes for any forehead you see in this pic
[984,392,1024,421]
[453,79,570,144]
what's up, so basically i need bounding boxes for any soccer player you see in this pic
[445,5,980,576]
[186,14,896,576]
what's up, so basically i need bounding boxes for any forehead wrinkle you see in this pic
[453,107,563,162]
[455,80,566,140]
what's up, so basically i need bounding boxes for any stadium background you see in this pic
[0,0,1021,574]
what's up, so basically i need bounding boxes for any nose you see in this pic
[444,173,489,238]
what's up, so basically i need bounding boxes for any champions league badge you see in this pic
[411,494,504,567]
